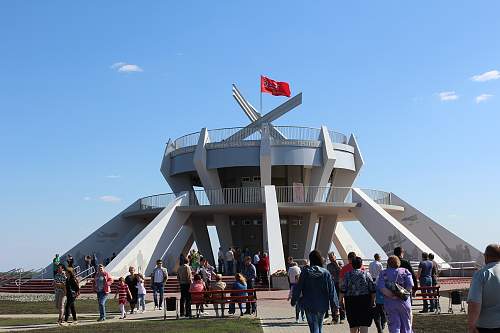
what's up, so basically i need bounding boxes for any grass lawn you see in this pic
[24,317,263,333]
[0,316,100,327]
[413,313,467,332]
[0,299,124,314]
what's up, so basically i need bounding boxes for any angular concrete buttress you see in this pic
[162,225,193,273]
[214,214,234,251]
[315,215,338,256]
[193,128,223,192]
[260,124,272,187]
[263,185,286,272]
[106,193,191,277]
[191,217,215,265]
[333,223,365,264]
[309,126,336,201]
[351,188,445,264]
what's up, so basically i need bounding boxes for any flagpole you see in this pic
[260,76,263,113]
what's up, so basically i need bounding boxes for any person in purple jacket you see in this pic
[378,255,414,333]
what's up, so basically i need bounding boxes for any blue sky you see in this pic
[1,1,499,270]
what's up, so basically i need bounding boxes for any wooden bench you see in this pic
[189,289,258,318]
[412,285,441,314]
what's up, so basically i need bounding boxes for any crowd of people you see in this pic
[49,243,500,333]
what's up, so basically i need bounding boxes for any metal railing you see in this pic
[275,186,353,203]
[169,126,349,153]
[189,187,263,206]
[76,266,96,281]
[360,189,392,205]
[139,193,177,210]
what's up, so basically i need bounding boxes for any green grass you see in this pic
[413,313,467,333]
[23,317,263,333]
[0,299,124,315]
[0,316,100,327]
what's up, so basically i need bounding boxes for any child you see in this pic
[136,273,147,313]
[287,262,305,323]
[116,277,132,319]
[189,274,206,316]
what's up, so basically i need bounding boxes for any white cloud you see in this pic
[83,196,91,201]
[476,94,493,104]
[106,175,121,179]
[438,91,459,101]
[110,62,143,73]
[99,195,122,203]
[471,70,500,82]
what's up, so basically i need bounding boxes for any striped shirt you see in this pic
[118,284,129,302]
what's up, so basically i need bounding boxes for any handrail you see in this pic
[139,193,177,210]
[169,126,350,153]
[275,186,353,204]
[189,187,263,206]
[76,266,96,281]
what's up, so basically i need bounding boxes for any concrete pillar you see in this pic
[302,212,319,259]
[309,126,336,201]
[330,134,364,191]
[333,223,365,264]
[214,214,233,250]
[315,215,338,257]
[263,185,286,272]
[193,128,223,204]
[191,217,215,266]
[260,124,272,187]
[162,225,193,273]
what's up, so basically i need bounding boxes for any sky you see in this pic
[1,1,499,270]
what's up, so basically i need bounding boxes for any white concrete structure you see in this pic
[46,86,483,276]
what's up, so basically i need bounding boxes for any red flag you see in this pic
[260,75,291,97]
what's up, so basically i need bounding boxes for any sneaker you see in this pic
[72,321,78,325]
[154,306,158,311]
[159,307,162,311]
[295,319,300,324]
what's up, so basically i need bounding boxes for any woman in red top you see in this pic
[257,252,270,286]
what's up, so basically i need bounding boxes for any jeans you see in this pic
[373,303,386,333]
[137,294,145,311]
[226,261,234,275]
[97,291,107,319]
[64,297,77,322]
[179,283,191,317]
[218,258,225,274]
[305,310,326,333]
[420,277,435,311]
[245,279,256,313]
[152,282,164,308]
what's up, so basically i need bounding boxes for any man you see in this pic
[217,247,225,274]
[291,250,338,333]
[177,256,192,317]
[394,247,418,290]
[467,244,500,333]
[417,252,435,313]
[199,258,215,287]
[369,253,383,282]
[241,256,257,314]
[150,259,168,310]
[428,253,439,286]
[326,252,344,324]
[53,264,67,325]
[225,247,234,275]
[125,266,138,314]
[52,254,60,277]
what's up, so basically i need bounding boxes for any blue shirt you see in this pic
[418,260,433,279]
[291,265,339,313]
[468,261,500,328]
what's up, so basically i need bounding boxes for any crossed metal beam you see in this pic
[230,84,302,142]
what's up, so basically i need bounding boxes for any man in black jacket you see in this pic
[394,247,418,290]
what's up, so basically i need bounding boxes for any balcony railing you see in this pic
[139,193,177,210]
[359,189,392,205]
[275,186,353,203]
[189,187,263,206]
[169,126,349,153]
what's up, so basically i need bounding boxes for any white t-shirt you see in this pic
[225,250,234,262]
[253,254,260,264]
[136,281,146,295]
[288,266,301,284]
[369,261,383,280]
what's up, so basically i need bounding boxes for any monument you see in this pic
[45,84,482,276]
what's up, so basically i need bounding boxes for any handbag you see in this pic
[384,270,410,301]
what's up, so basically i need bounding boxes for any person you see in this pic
[340,256,376,333]
[229,273,248,316]
[111,252,116,261]
[52,254,61,278]
[326,252,345,324]
[225,247,235,275]
[373,282,386,333]
[379,255,414,333]
[217,247,225,274]
[369,253,383,282]
[136,273,147,313]
[64,268,80,324]
[286,256,294,271]
[53,264,67,325]
[394,247,417,292]
[428,253,439,287]
[287,261,305,323]
[339,252,364,286]
[92,253,98,268]
[115,277,132,319]
[93,264,113,321]
[199,258,215,288]
[253,251,260,265]
[234,247,241,273]
[150,259,168,310]
[66,254,74,271]
[241,256,257,314]
[212,274,226,317]
[417,252,435,313]
[258,252,270,286]
[190,249,201,271]
[467,244,500,333]
[291,250,338,333]
[189,274,206,315]
[84,255,92,271]
[125,266,138,314]
[177,256,192,317]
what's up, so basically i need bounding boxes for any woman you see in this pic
[189,274,206,316]
[125,266,138,314]
[377,255,414,333]
[340,256,376,333]
[257,252,270,286]
[229,273,247,316]
[291,250,338,333]
[212,274,226,317]
[93,264,113,321]
[64,269,80,324]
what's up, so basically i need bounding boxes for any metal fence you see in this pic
[139,193,177,210]
[328,130,348,144]
[275,186,353,203]
[189,187,263,206]
[359,189,392,205]
[172,131,200,150]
